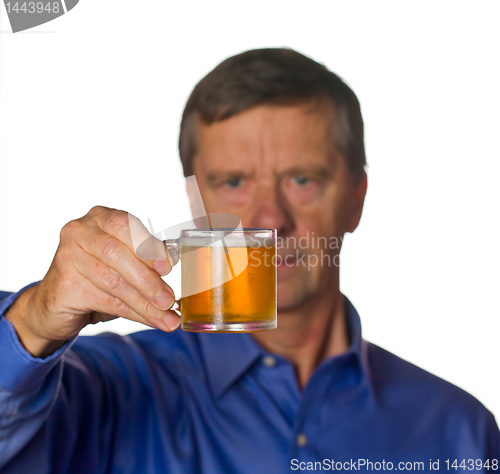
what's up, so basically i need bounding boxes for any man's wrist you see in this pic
[4,284,65,358]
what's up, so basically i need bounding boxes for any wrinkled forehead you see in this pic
[192,103,341,176]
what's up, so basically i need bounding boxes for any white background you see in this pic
[0,1,499,421]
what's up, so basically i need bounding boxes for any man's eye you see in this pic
[226,177,242,188]
[293,175,310,185]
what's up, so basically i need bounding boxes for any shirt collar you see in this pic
[198,296,373,400]
[338,297,374,400]
[198,330,264,400]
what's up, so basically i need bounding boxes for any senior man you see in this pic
[0,48,498,473]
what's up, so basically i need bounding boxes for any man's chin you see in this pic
[275,264,331,312]
[276,280,311,312]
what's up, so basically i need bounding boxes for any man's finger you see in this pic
[88,289,180,332]
[75,228,173,310]
[72,247,179,331]
[85,206,172,273]
[88,311,155,329]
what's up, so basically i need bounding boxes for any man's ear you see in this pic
[347,171,368,234]
[185,175,208,219]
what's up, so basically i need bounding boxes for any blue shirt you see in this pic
[0,284,498,473]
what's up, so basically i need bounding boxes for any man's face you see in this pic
[191,103,367,311]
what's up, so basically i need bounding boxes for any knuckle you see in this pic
[135,270,156,295]
[89,205,106,216]
[102,269,124,292]
[53,244,77,275]
[106,295,128,314]
[60,219,81,240]
[99,237,121,263]
[108,211,129,233]
[139,299,161,321]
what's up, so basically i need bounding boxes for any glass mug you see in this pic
[164,228,277,332]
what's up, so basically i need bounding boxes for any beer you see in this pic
[179,231,277,332]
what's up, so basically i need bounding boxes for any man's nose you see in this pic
[251,187,294,235]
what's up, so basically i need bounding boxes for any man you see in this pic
[0,48,498,473]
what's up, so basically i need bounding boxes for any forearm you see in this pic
[0,303,76,469]
[0,316,155,472]
[4,284,66,358]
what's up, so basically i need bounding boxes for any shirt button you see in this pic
[263,356,277,367]
[296,433,308,447]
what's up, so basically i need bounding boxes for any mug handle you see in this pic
[163,238,181,313]
[163,238,180,266]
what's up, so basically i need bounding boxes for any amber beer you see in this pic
[179,229,277,332]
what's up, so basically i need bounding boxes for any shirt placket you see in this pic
[288,363,332,463]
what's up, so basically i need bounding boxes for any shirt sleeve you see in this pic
[0,285,167,473]
[0,283,79,469]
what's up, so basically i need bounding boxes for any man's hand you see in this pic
[5,206,180,358]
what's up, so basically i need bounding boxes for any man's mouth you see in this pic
[276,253,297,267]
[275,253,302,281]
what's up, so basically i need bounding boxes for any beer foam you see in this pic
[181,231,274,248]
